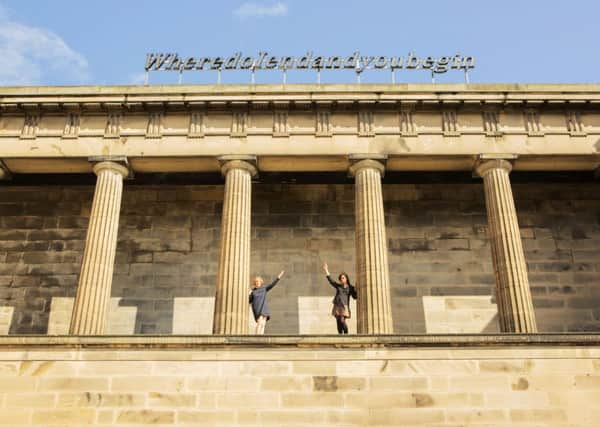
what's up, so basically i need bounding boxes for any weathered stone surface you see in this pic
[0,341,596,426]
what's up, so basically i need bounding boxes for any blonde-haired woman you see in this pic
[249,270,285,335]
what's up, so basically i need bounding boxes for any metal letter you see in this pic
[405,52,420,69]
[343,52,359,69]
[265,56,279,69]
[224,52,241,69]
[434,57,450,73]
[183,57,196,70]
[296,51,312,69]
[374,56,388,69]
[326,56,342,69]
[422,57,435,69]
[211,57,224,70]
[240,56,254,69]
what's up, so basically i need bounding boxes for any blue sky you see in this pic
[0,0,598,86]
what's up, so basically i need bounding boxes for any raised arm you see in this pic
[323,263,339,288]
[266,270,285,291]
[326,275,339,288]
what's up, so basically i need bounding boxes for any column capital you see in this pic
[218,155,258,177]
[475,158,514,177]
[89,156,130,178]
[348,156,386,178]
[92,161,129,178]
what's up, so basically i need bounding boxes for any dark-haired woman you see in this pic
[322,263,357,334]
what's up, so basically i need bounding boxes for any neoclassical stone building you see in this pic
[0,84,598,425]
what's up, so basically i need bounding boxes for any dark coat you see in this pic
[249,278,280,321]
[326,275,357,307]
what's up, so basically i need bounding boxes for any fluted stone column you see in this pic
[350,159,393,334]
[476,159,537,333]
[69,161,128,335]
[213,158,257,334]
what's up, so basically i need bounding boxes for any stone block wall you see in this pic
[514,183,600,332]
[250,184,356,334]
[112,186,223,334]
[0,342,598,426]
[0,187,90,334]
[385,184,494,333]
[0,181,598,334]
[385,182,600,333]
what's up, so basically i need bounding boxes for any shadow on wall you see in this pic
[106,184,223,334]
[10,294,500,335]
[43,297,216,335]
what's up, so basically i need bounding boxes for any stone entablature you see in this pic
[0,84,599,175]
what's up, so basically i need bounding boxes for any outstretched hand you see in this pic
[278,270,285,279]
[322,263,330,275]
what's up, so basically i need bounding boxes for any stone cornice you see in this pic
[3,84,600,112]
[0,333,598,349]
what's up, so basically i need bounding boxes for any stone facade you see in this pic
[0,181,598,335]
[0,83,599,425]
[0,337,597,426]
[1,83,599,335]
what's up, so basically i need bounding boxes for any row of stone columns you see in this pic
[68,156,537,335]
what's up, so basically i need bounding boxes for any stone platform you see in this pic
[0,334,598,426]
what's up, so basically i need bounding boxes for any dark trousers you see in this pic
[335,316,348,334]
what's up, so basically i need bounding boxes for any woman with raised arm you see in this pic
[249,270,285,335]
[323,263,357,334]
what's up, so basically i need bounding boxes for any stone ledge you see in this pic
[3,83,600,96]
[0,333,599,350]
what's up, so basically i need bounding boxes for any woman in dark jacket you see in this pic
[323,263,357,334]
[249,270,285,335]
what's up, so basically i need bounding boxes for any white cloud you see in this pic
[233,2,288,19]
[0,6,90,85]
